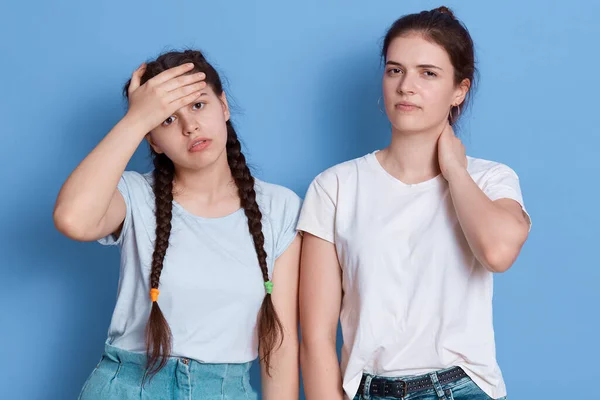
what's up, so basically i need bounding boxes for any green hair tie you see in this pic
[264,280,273,295]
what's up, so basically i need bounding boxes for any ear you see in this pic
[145,132,164,154]
[452,78,471,107]
[219,92,231,122]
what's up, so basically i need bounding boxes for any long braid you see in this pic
[145,153,175,376]
[226,121,284,373]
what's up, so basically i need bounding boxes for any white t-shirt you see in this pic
[99,171,301,363]
[297,151,530,400]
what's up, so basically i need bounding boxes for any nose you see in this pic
[180,114,199,136]
[397,71,416,95]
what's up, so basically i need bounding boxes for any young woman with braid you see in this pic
[54,50,301,399]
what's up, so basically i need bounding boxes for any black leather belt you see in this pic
[358,367,467,398]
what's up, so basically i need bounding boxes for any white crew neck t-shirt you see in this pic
[99,171,301,364]
[297,151,530,400]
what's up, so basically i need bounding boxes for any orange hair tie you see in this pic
[150,288,160,302]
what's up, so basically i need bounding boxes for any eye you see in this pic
[423,70,437,77]
[162,116,176,126]
[192,102,205,110]
[387,68,403,76]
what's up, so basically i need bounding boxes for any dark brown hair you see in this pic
[382,6,477,125]
[123,50,283,376]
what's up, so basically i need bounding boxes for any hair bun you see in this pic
[434,6,455,19]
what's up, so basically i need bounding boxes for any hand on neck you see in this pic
[378,122,446,185]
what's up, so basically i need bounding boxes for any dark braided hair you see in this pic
[123,50,283,376]
[382,6,477,125]
[145,153,174,374]
[225,123,283,365]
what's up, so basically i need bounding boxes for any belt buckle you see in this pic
[374,378,408,399]
[390,380,408,398]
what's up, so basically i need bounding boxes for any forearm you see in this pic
[447,168,528,272]
[300,339,344,400]
[54,115,147,234]
[261,337,300,400]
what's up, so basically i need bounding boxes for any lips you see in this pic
[188,138,211,152]
[395,101,421,111]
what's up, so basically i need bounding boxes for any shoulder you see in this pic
[311,153,373,189]
[254,179,302,217]
[121,170,154,190]
[118,171,156,211]
[467,156,519,179]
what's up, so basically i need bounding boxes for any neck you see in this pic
[378,122,445,184]
[172,151,236,203]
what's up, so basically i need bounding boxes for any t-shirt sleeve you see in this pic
[296,173,337,244]
[481,163,532,229]
[273,189,303,260]
[97,171,138,246]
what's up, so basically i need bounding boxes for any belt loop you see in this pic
[429,372,445,399]
[362,374,373,400]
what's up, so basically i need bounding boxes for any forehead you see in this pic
[386,33,453,68]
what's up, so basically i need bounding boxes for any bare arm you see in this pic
[447,168,530,273]
[53,63,206,241]
[261,235,302,400]
[299,233,344,400]
[438,124,529,273]
[53,116,146,241]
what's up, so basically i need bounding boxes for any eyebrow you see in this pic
[385,61,443,70]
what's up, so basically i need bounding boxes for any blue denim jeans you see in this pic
[78,341,257,400]
[353,367,506,400]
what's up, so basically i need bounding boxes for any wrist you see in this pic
[444,164,469,183]
[120,112,153,138]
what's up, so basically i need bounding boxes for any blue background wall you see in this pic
[1,0,598,398]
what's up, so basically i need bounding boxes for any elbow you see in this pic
[300,332,335,360]
[484,259,512,274]
[480,225,528,273]
[299,338,310,360]
[53,206,91,241]
[278,330,300,356]
[300,340,316,371]
[299,339,316,363]
[300,337,315,356]
[481,245,520,273]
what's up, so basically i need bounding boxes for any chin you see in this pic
[391,115,448,135]
[193,147,229,170]
[390,118,428,134]
[190,153,221,169]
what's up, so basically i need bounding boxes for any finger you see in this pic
[128,63,146,95]
[448,124,457,138]
[166,82,207,104]
[171,90,204,110]
[148,63,195,86]
[442,121,455,138]
[161,72,206,93]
